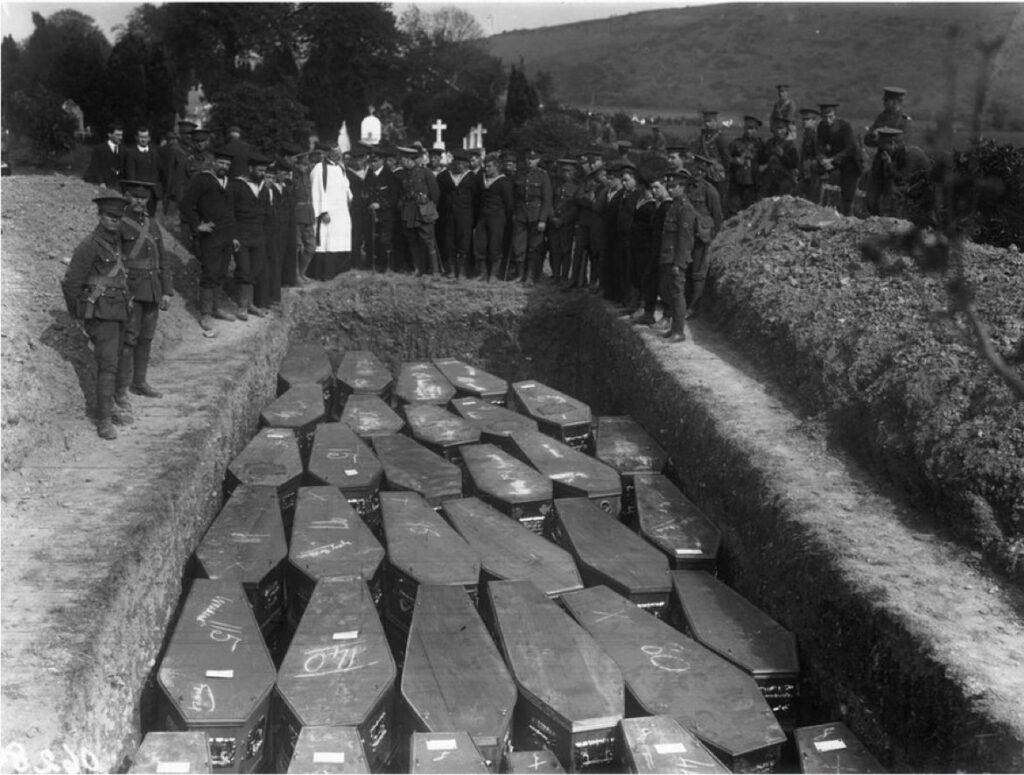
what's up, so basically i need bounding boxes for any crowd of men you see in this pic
[66,85,928,439]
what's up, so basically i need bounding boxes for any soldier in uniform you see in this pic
[816,101,862,216]
[684,154,724,319]
[395,145,443,277]
[548,158,580,286]
[758,117,800,197]
[118,180,173,401]
[770,84,798,139]
[602,163,625,301]
[659,171,698,343]
[635,173,674,329]
[727,115,765,214]
[797,108,822,203]
[511,149,553,285]
[472,152,513,282]
[613,164,642,312]
[367,144,400,273]
[61,193,133,439]
[864,86,913,215]
[694,109,729,202]
[158,130,189,220]
[185,128,214,179]
[285,143,315,283]
[437,148,477,279]
[868,126,934,222]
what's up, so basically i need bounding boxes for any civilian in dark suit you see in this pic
[84,123,124,189]
[346,147,372,269]
[122,127,163,216]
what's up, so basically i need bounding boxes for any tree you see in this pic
[295,3,402,138]
[504,65,540,131]
[208,81,312,155]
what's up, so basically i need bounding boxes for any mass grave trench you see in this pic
[123,275,1020,773]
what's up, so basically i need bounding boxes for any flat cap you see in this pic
[212,145,235,160]
[743,115,763,127]
[190,128,211,139]
[665,169,694,185]
[316,140,339,151]
[247,151,270,165]
[119,179,155,196]
[883,86,907,98]
[450,148,471,161]
[227,125,242,134]
[280,141,305,156]
[818,101,840,109]
[396,145,420,157]
[776,83,790,90]
[799,108,821,117]
[692,153,715,165]
[875,126,904,138]
[177,120,198,130]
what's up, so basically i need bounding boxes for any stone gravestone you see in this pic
[431,119,447,150]
[464,123,487,153]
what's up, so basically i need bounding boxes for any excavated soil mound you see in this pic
[707,196,1024,583]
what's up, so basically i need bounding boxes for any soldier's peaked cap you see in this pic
[396,146,420,157]
[177,119,198,130]
[744,115,763,126]
[212,145,235,160]
[525,148,542,158]
[665,170,694,185]
[190,128,211,139]
[692,153,715,165]
[665,145,690,155]
[93,193,128,214]
[776,83,790,89]
[800,107,821,117]
[875,126,904,138]
[883,86,907,98]
[818,101,839,109]
[557,157,578,166]
[120,179,155,195]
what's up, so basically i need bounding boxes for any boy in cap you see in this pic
[693,110,729,198]
[684,156,723,319]
[727,115,765,214]
[61,193,133,438]
[659,171,698,343]
[815,101,861,216]
[770,84,798,139]
[511,148,553,285]
[179,145,239,333]
[118,180,173,402]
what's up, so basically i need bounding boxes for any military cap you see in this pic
[665,145,689,155]
[799,108,821,117]
[584,167,604,180]
[776,83,790,90]
[882,86,907,99]
[428,145,445,155]
[212,145,235,160]
[227,125,242,135]
[665,169,694,186]
[818,101,840,110]
[556,157,579,166]
[587,145,605,158]
[450,148,471,161]
[524,148,542,159]
[616,141,633,150]
[190,128,211,140]
[397,145,420,157]
[280,141,305,156]
[467,147,484,157]
[743,115,763,127]
[93,192,128,215]
[617,161,639,175]
[247,151,271,165]
[500,150,517,162]
[692,153,715,166]
[875,127,904,138]
[177,120,198,131]
[119,179,155,197]
[700,109,719,117]
[412,140,425,150]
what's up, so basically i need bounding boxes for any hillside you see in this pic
[487,3,1024,125]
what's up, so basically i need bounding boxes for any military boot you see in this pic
[97,373,118,439]
[686,280,706,319]
[130,340,162,398]
[113,348,134,425]
[426,244,442,276]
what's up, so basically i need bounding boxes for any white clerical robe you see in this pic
[310,161,352,253]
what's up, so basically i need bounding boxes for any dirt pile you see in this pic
[708,196,1024,581]
[1,175,198,471]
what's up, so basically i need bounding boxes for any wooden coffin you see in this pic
[403,404,481,464]
[278,342,335,416]
[306,422,384,537]
[460,444,553,534]
[336,350,393,398]
[408,732,490,774]
[793,722,886,773]
[508,380,593,452]
[432,358,509,404]
[129,732,212,774]
[594,416,667,523]
[372,434,462,507]
[634,475,721,572]
[340,394,404,440]
[395,361,456,406]
[224,427,303,535]
[260,383,328,467]
[286,725,371,774]
[619,716,729,774]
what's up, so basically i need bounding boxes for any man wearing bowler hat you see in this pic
[61,193,134,439]
[118,179,173,402]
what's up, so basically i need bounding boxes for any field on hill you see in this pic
[488,3,1024,127]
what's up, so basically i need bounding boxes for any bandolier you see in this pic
[62,194,134,439]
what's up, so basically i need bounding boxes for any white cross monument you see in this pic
[463,123,487,153]
[431,119,447,149]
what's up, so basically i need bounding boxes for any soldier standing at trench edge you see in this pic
[62,193,134,439]
[119,180,173,404]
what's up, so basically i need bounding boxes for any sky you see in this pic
[0,0,710,42]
